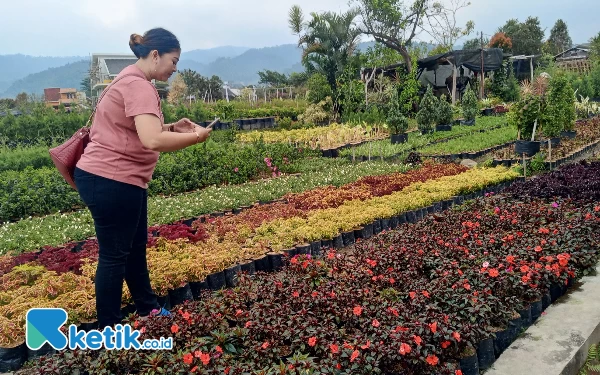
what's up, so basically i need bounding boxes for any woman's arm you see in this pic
[135,114,210,152]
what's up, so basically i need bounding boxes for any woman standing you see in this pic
[75,28,210,329]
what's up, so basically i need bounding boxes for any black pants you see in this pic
[74,167,160,329]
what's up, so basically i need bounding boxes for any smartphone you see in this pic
[206,118,220,129]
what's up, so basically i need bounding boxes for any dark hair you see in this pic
[129,28,180,59]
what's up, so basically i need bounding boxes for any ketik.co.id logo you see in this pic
[26,308,173,350]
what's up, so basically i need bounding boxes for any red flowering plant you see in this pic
[148,222,209,247]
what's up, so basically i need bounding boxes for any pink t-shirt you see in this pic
[77,65,163,189]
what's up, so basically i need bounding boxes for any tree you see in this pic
[0,99,16,111]
[15,92,28,108]
[80,69,92,100]
[499,17,545,56]
[352,0,428,72]
[178,69,224,102]
[288,72,309,87]
[416,85,438,133]
[547,19,572,56]
[462,37,485,50]
[258,70,289,87]
[489,32,512,51]
[424,0,474,52]
[590,31,600,62]
[306,73,332,104]
[353,0,472,71]
[167,73,187,105]
[289,5,362,106]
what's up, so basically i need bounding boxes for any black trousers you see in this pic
[74,167,160,329]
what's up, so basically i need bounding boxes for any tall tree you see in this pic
[489,32,512,51]
[499,17,545,56]
[289,5,362,91]
[462,37,485,50]
[80,69,92,100]
[167,73,187,105]
[257,70,289,87]
[424,0,474,52]
[589,31,600,61]
[547,19,572,55]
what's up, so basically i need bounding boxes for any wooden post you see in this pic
[548,140,552,171]
[530,57,534,82]
[452,64,458,105]
[523,154,527,179]
[480,31,485,99]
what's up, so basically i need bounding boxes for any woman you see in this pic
[75,28,211,329]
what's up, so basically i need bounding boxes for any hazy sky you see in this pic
[2,0,598,56]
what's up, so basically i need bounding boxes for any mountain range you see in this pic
[0,42,378,98]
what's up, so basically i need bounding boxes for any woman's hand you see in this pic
[172,118,197,133]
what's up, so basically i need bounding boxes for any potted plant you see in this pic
[508,94,542,157]
[462,86,479,125]
[436,94,454,132]
[386,107,409,144]
[416,86,437,134]
[540,73,575,146]
[480,98,494,116]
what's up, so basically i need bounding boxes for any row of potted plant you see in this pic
[419,126,518,156]
[19,167,599,374]
[339,116,507,160]
[0,166,516,352]
[237,123,389,151]
[0,158,409,254]
[0,163,468,277]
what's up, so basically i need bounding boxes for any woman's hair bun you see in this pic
[129,34,144,47]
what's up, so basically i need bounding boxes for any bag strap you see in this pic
[85,72,141,129]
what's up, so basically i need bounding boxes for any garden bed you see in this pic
[12,161,600,374]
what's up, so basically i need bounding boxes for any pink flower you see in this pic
[483,261,490,268]
[552,202,559,208]
[234,167,239,172]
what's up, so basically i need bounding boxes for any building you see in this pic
[44,87,86,109]
[554,44,591,73]
[89,53,169,104]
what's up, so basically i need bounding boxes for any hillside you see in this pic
[1,60,89,98]
[0,41,386,97]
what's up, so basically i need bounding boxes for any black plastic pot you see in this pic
[268,252,284,271]
[0,342,27,372]
[27,342,56,360]
[389,216,399,229]
[461,119,476,126]
[321,149,333,158]
[508,315,522,343]
[420,207,428,219]
[224,264,242,287]
[373,219,382,234]
[239,259,256,275]
[254,254,271,272]
[332,234,344,249]
[169,283,194,306]
[406,211,417,223]
[442,199,453,210]
[435,124,452,131]
[296,243,311,255]
[454,195,465,205]
[482,108,494,116]
[156,294,172,310]
[189,279,209,299]
[310,240,322,256]
[321,239,332,250]
[530,299,543,322]
[363,223,374,239]
[426,205,435,214]
[459,352,479,375]
[546,137,561,147]
[560,130,577,139]
[414,209,423,221]
[341,231,355,246]
[207,271,227,290]
[519,305,532,329]
[550,283,563,302]
[493,327,512,357]
[390,133,408,144]
[477,337,495,370]
[282,247,297,258]
[380,218,390,231]
[515,140,541,157]
[398,213,407,224]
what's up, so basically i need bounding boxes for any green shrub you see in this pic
[437,95,454,125]
[416,86,437,133]
[461,86,479,122]
[386,107,409,134]
[307,73,333,105]
[543,73,575,136]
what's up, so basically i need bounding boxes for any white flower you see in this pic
[483,261,490,268]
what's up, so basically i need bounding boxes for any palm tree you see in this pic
[289,6,361,92]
